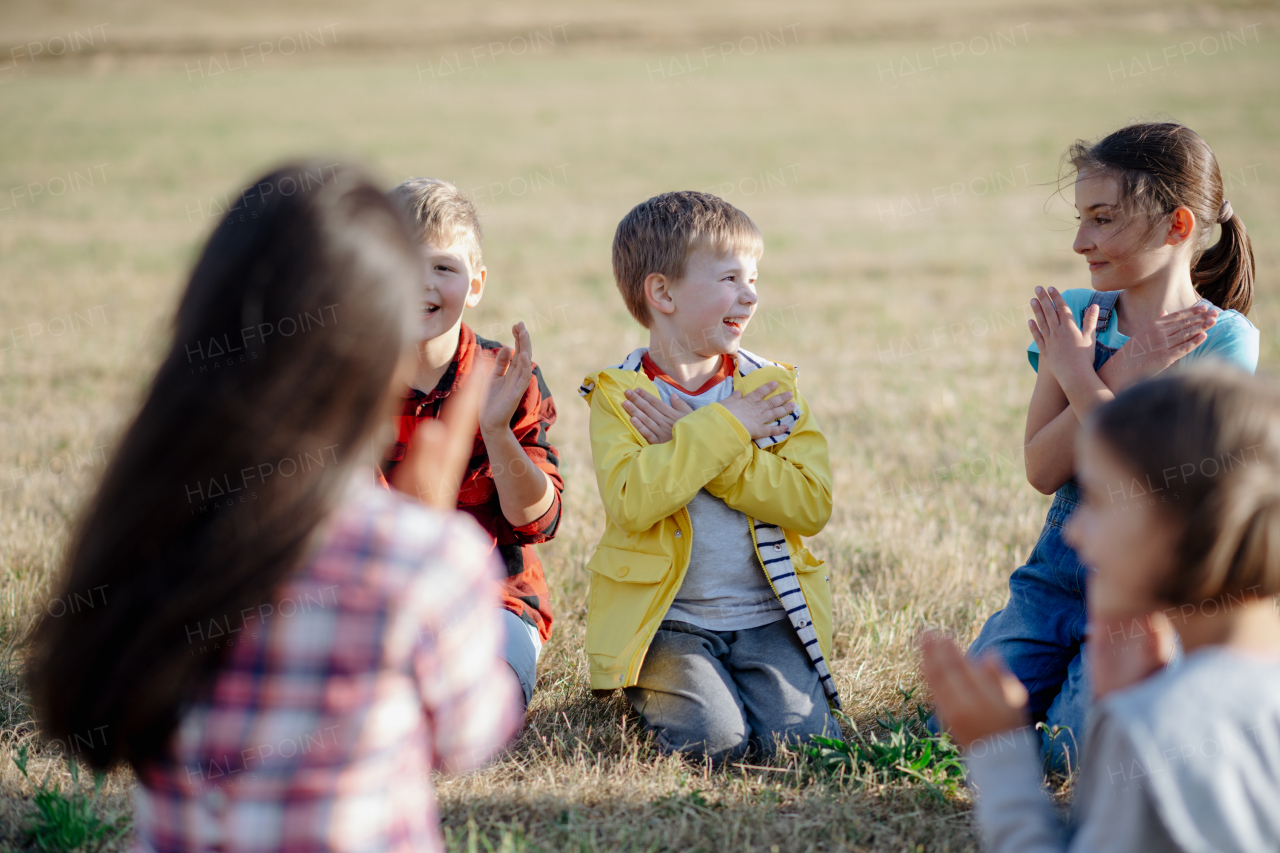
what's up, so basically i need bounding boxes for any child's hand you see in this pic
[920,631,1030,749]
[479,322,533,438]
[1028,286,1098,387]
[390,368,483,509]
[1086,610,1176,700]
[622,389,693,444]
[718,381,795,441]
[1101,304,1216,391]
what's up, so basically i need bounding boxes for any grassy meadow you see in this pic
[1,2,1278,850]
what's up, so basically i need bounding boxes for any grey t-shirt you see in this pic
[645,361,785,631]
[965,646,1280,853]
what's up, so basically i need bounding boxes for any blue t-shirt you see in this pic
[1027,289,1259,375]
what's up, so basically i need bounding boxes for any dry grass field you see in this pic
[1,1,1278,850]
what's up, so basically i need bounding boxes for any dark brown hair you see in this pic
[1065,121,1254,314]
[611,191,763,327]
[27,161,420,771]
[1092,366,1280,605]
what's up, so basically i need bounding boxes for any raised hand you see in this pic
[920,631,1030,749]
[717,381,795,441]
[622,388,694,444]
[1028,286,1099,386]
[479,322,534,438]
[389,368,483,509]
[1101,303,1216,392]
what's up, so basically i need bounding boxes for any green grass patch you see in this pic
[11,745,128,853]
[804,692,967,800]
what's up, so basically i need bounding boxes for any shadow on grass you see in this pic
[436,688,980,853]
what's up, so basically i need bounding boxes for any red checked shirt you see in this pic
[380,323,562,643]
[132,477,523,853]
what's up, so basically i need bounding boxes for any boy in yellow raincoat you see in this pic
[579,191,839,762]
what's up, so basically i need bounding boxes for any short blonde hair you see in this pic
[612,191,763,327]
[388,177,483,272]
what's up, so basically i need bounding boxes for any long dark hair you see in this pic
[1092,366,1280,605]
[27,161,420,771]
[1065,121,1254,314]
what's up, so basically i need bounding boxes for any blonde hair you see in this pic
[1091,366,1280,604]
[611,191,763,327]
[388,177,483,272]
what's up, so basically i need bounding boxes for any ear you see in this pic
[465,265,487,308]
[1165,206,1196,247]
[644,272,677,318]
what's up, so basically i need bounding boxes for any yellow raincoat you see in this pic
[579,349,837,702]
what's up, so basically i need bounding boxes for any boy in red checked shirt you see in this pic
[381,177,562,712]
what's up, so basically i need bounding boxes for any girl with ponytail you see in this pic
[926,366,1280,852]
[962,122,1261,772]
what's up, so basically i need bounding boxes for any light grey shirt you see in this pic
[965,647,1280,853]
[646,364,785,631]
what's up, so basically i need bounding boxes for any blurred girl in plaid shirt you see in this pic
[27,161,522,853]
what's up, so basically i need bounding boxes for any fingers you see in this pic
[1033,287,1060,329]
[1171,330,1208,357]
[623,407,663,443]
[440,369,483,464]
[630,417,661,444]
[1027,318,1045,349]
[512,321,532,362]
[765,396,796,421]
[1163,302,1214,322]
[621,399,657,429]
[1051,288,1075,327]
[489,346,513,380]
[920,632,973,724]
[409,370,482,508]
[512,349,533,389]
[401,419,451,508]
[625,389,678,423]
[980,655,1030,710]
[743,381,779,403]
[1170,320,1212,347]
[1029,297,1049,336]
[671,396,694,414]
[1081,303,1099,345]
[1156,309,1216,336]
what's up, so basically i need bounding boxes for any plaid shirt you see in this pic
[132,478,522,853]
[381,322,562,643]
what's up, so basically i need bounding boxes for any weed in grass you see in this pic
[803,691,967,801]
[443,817,528,853]
[11,745,128,853]
[652,786,717,818]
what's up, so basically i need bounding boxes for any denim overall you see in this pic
[968,290,1120,774]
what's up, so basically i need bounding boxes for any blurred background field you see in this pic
[1,1,1278,850]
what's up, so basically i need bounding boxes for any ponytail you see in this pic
[1193,208,1255,315]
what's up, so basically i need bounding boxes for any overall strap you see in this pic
[1087,290,1120,333]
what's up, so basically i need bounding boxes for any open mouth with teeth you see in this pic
[722,317,747,333]
[422,303,442,319]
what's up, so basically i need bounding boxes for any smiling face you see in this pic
[1072,171,1191,292]
[417,238,485,342]
[1064,427,1182,618]
[655,246,759,356]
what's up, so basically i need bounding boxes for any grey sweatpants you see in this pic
[625,618,840,763]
